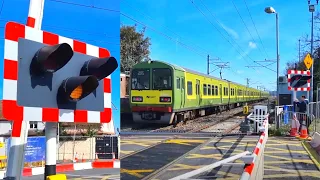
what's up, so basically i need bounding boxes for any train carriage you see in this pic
[130,60,269,124]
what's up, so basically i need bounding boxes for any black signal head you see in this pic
[80,57,118,81]
[30,43,74,76]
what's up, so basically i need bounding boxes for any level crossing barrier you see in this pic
[168,105,269,180]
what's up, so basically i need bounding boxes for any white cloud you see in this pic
[249,41,257,49]
[237,70,244,74]
[220,23,239,39]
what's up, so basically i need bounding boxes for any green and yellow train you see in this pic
[129,60,269,124]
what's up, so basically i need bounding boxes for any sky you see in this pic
[0,0,120,131]
[121,0,315,91]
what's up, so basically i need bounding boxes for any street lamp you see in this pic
[309,4,316,102]
[265,7,279,105]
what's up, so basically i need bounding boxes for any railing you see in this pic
[274,101,319,136]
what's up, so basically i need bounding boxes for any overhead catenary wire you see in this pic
[193,0,253,66]
[231,0,266,60]
[121,0,213,56]
[47,0,119,12]
[243,0,270,59]
[121,13,207,58]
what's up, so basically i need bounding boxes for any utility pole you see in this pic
[207,54,220,75]
[299,39,301,61]
[308,0,318,102]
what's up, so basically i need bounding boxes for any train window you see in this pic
[215,86,218,95]
[211,85,215,96]
[203,84,207,95]
[176,78,181,89]
[153,68,172,90]
[223,87,226,96]
[208,85,211,95]
[187,81,193,95]
[131,69,150,90]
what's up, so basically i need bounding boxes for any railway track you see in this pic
[121,100,269,134]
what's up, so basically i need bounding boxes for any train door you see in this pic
[219,84,222,103]
[181,77,185,108]
[196,79,200,106]
[235,87,237,102]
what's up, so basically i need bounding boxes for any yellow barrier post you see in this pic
[46,174,67,180]
[243,103,249,115]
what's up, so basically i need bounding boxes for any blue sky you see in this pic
[121,0,314,91]
[0,0,120,131]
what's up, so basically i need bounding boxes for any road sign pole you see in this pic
[5,1,45,179]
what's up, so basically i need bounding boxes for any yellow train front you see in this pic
[129,60,269,124]
[130,61,175,124]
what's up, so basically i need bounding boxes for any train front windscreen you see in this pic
[131,68,172,90]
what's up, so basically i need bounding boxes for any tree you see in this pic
[285,12,320,100]
[120,24,151,72]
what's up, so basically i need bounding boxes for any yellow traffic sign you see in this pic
[304,53,313,70]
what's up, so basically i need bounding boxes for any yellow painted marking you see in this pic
[264,154,313,163]
[168,164,204,171]
[264,160,314,164]
[120,140,161,147]
[164,139,205,146]
[186,153,241,160]
[214,170,240,179]
[101,174,121,180]
[120,169,154,178]
[266,143,301,146]
[120,150,134,155]
[265,146,308,153]
[264,172,320,178]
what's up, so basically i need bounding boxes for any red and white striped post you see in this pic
[5,0,45,179]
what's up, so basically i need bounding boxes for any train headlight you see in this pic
[160,97,171,102]
[132,96,143,102]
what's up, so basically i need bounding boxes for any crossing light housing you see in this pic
[30,43,74,76]
[290,75,312,88]
[80,57,118,80]
[57,76,99,105]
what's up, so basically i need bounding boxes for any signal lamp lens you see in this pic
[70,85,83,100]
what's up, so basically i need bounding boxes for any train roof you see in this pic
[152,60,263,91]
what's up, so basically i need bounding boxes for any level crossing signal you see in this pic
[3,22,117,123]
[289,74,312,88]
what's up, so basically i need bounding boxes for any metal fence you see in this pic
[274,101,320,136]
[57,135,119,163]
